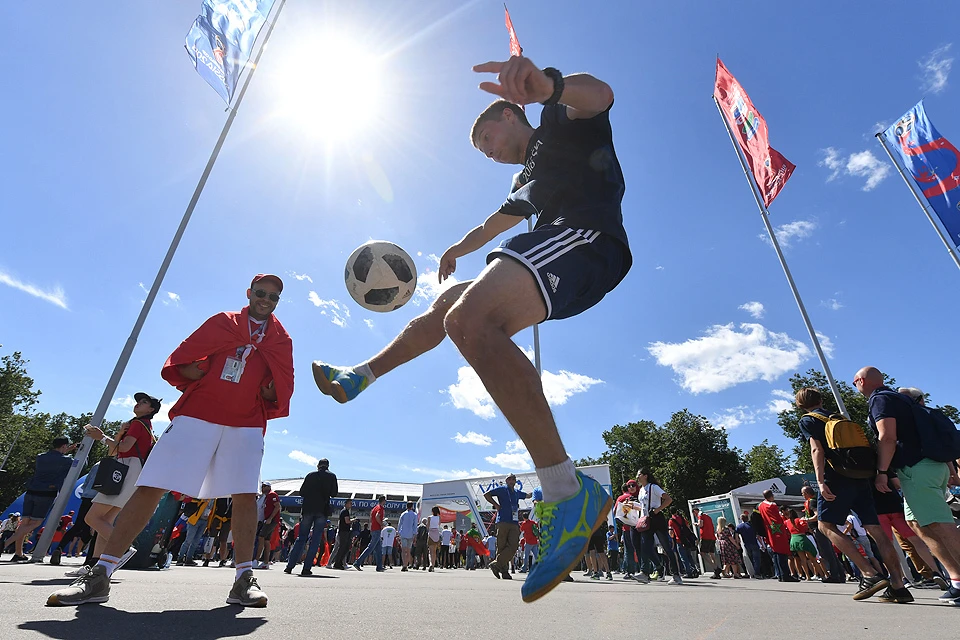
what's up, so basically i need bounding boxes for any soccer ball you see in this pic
[344,241,417,312]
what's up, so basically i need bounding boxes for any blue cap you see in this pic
[532,487,543,501]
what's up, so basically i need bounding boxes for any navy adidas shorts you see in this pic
[488,225,626,321]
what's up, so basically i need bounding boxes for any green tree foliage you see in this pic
[1,353,120,508]
[591,411,748,511]
[744,439,789,482]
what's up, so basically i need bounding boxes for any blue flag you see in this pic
[185,0,275,104]
[882,101,960,249]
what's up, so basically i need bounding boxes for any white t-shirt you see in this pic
[846,514,867,537]
[637,484,665,516]
[381,526,397,547]
[440,528,453,545]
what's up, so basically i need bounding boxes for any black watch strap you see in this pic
[541,67,564,106]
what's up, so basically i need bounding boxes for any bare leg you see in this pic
[444,259,563,467]
[864,525,905,588]
[819,523,881,578]
[100,487,166,558]
[910,520,960,579]
[84,504,121,557]
[11,518,41,556]
[231,494,257,568]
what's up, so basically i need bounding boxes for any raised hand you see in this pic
[438,247,458,283]
[473,56,553,105]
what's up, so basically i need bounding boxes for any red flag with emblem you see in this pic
[504,5,522,57]
[714,59,795,207]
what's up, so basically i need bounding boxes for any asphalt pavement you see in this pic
[1,559,956,639]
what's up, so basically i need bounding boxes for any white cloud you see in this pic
[920,44,954,94]
[485,439,533,471]
[821,298,843,311]
[739,301,765,319]
[760,220,817,248]
[280,429,288,435]
[307,292,350,327]
[815,331,835,359]
[845,150,890,191]
[818,148,890,191]
[712,406,760,430]
[412,254,460,306]
[406,466,499,481]
[648,323,812,393]
[453,431,494,446]
[819,147,843,181]
[445,350,602,419]
[767,389,795,414]
[655,265,664,271]
[290,272,314,283]
[0,269,68,309]
[289,450,319,466]
[363,319,374,329]
[162,291,180,306]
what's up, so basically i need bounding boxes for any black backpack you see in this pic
[903,395,960,463]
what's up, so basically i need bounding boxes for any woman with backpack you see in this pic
[634,468,683,585]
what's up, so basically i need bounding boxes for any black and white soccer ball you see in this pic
[344,241,417,312]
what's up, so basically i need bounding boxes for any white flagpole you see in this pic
[31,0,288,562]
[875,133,960,272]
[713,97,849,418]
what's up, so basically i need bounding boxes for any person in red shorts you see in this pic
[49,274,293,608]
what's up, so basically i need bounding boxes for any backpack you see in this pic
[805,412,877,479]
[879,391,960,463]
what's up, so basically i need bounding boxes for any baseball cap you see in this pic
[251,274,283,292]
[261,481,272,488]
[134,392,163,412]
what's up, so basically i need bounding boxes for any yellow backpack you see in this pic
[805,413,877,479]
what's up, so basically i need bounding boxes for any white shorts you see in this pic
[136,415,264,498]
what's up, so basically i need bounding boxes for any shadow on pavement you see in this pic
[19,605,267,639]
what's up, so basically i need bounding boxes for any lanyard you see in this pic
[237,317,266,376]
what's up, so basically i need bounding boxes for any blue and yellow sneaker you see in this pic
[521,471,612,603]
[312,361,370,404]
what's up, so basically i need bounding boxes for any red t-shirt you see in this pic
[519,519,539,544]
[668,514,684,542]
[117,418,153,460]
[264,492,280,523]
[785,518,809,536]
[697,513,716,541]
[178,337,271,428]
[370,504,385,531]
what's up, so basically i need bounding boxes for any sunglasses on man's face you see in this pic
[253,289,280,303]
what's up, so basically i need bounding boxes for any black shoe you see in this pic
[176,558,185,566]
[203,559,210,567]
[779,576,800,583]
[853,575,890,601]
[490,565,501,579]
[300,569,313,576]
[501,572,513,580]
[562,575,574,582]
[283,567,293,574]
[401,566,408,572]
[49,550,61,566]
[877,586,914,604]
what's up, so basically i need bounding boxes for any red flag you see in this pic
[714,59,795,207]
[504,5,522,57]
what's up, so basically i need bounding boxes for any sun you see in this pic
[269,33,386,142]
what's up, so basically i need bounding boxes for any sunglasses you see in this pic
[253,289,280,303]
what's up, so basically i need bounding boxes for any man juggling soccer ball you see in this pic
[314,55,631,603]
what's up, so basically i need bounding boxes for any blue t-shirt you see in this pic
[498,103,632,281]
[397,509,418,539]
[869,387,923,469]
[489,486,528,524]
[606,530,619,551]
[735,522,759,549]
[26,450,72,494]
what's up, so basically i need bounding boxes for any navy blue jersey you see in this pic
[498,103,630,277]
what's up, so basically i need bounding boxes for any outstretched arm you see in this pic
[473,56,614,120]
[438,212,523,282]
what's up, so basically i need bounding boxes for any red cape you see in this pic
[161,308,294,422]
[466,533,490,557]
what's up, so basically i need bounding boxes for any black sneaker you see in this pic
[283,567,292,574]
[877,586,914,604]
[501,572,512,580]
[853,575,890,601]
[10,555,29,562]
[490,565,501,579]
[50,550,62,566]
[300,569,313,576]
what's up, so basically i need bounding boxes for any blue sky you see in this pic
[3,1,959,485]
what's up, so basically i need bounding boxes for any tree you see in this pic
[744,439,788,482]
[0,352,41,416]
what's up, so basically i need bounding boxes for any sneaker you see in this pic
[283,567,293,574]
[634,572,651,584]
[226,570,268,608]
[10,554,29,562]
[312,362,369,404]
[930,576,949,591]
[490,565,501,579]
[352,563,362,571]
[853,575,890,601]
[50,550,62,566]
[46,565,110,606]
[606,572,613,581]
[590,573,600,580]
[219,560,227,568]
[428,566,434,572]
[650,571,660,580]
[939,586,960,604]
[622,573,636,581]
[115,547,138,572]
[401,566,408,572]
[501,572,512,580]
[667,575,683,585]
[877,586,914,604]
[520,471,612,604]
[64,565,93,578]
[562,575,574,582]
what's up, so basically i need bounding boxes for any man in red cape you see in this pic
[49,274,294,609]
[757,490,797,582]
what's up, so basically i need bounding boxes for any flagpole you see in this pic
[875,134,960,272]
[31,0,288,562]
[713,97,849,419]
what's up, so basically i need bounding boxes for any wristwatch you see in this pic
[541,67,564,106]
[876,469,888,475]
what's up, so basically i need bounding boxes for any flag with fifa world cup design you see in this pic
[882,101,960,249]
[714,59,795,207]
[185,0,275,104]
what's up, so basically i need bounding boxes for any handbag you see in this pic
[91,430,145,496]
[634,485,654,532]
